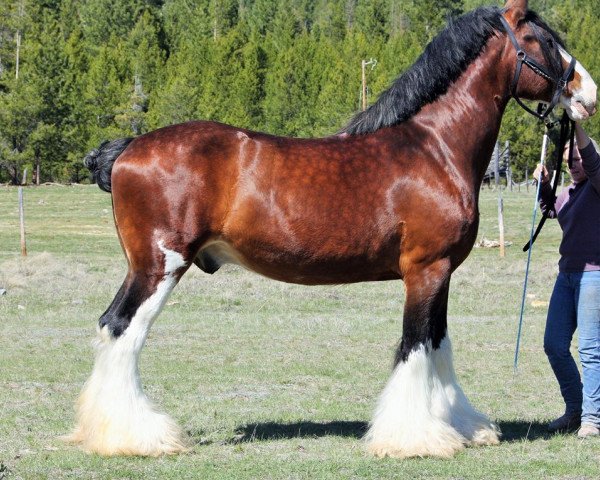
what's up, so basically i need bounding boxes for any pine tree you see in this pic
[312,37,356,135]
[198,23,266,129]
[0,3,71,183]
[79,0,146,45]
[82,41,130,146]
[263,33,322,136]
[0,79,37,184]
[247,0,278,35]
[147,43,205,128]
[26,11,70,181]
[161,0,212,49]
[353,0,389,39]
[209,0,239,40]
[313,0,346,41]
[115,75,149,136]
[126,10,165,93]
[62,27,91,180]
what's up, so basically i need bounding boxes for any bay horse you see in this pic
[68,0,596,458]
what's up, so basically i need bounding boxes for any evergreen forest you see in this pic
[0,0,598,184]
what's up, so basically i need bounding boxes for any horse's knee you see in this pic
[99,311,130,338]
[394,339,418,365]
[98,240,189,338]
[98,276,152,338]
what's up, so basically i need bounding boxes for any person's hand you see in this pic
[533,164,550,184]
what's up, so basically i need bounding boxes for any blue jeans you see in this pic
[544,271,600,426]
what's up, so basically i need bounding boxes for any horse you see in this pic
[66,0,596,458]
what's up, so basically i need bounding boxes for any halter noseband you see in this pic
[499,16,576,121]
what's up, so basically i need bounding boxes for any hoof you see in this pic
[68,307,190,457]
[62,413,189,457]
[469,424,501,446]
[367,437,464,459]
[365,418,467,459]
[365,420,500,459]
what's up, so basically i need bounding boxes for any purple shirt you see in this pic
[539,142,600,272]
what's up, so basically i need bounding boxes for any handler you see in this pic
[534,123,600,437]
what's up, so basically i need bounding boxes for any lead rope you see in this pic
[514,112,575,373]
[514,126,549,373]
[523,113,572,252]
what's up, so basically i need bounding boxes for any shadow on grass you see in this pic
[227,420,565,444]
[497,420,554,442]
[190,419,562,446]
[225,421,368,444]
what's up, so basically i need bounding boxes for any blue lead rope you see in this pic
[514,130,549,373]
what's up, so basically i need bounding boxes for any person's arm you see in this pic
[575,122,592,150]
[533,164,558,218]
[575,123,600,194]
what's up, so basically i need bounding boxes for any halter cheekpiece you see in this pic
[499,15,576,121]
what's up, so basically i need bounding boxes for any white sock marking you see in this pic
[366,337,499,458]
[67,241,188,456]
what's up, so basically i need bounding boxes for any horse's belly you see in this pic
[195,240,401,285]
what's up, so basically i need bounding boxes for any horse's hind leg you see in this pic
[366,259,499,458]
[65,239,191,456]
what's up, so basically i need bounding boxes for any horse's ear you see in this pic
[503,0,528,27]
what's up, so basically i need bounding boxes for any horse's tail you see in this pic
[84,138,134,193]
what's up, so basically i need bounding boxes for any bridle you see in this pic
[497,17,578,252]
[499,15,576,121]
[507,12,579,250]
[500,13,577,247]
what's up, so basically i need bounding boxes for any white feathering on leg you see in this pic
[64,242,188,456]
[366,336,499,458]
[432,337,500,447]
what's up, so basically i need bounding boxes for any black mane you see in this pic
[342,7,505,135]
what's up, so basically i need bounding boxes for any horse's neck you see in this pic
[407,35,511,188]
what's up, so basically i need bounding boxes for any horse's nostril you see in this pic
[580,101,596,116]
[572,100,596,117]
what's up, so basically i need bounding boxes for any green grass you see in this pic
[1,185,599,479]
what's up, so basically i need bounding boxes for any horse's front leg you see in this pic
[366,259,499,458]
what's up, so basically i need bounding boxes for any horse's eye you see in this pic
[547,38,555,49]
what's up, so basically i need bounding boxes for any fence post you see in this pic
[505,140,512,191]
[494,142,500,191]
[494,142,505,257]
[18,187,27,256]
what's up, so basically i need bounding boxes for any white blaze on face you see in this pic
[559,48,597,121]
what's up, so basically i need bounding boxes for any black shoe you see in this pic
[547,412,581,433]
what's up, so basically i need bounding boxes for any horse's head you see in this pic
[502,0,596,121]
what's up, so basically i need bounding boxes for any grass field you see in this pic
[1,184,599,479]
